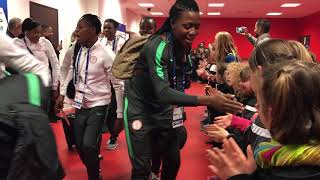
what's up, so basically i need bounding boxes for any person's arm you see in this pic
[144,38,243,113]
[246,34,257,46]
[1,35,49,86]
[60,61,74,96]
[109,76,124,118]
[231,115,253,131]
[55,58,73,111]
[44,38,60,90]
[144,40,198,106]
[240,27,257,46]
[105,49,124,118]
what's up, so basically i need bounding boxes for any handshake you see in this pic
[203,85,242,114]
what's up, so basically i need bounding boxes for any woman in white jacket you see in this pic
[13,18,60,121]
[0,34,49,85]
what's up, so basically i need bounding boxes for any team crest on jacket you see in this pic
[90,56,97,64]
[132,120,142,130]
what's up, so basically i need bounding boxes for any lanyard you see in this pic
[111,36,120,53]
[112,38,117,52]
[167,33,185,92]
[188,54,193,68]
[74,47,90,85]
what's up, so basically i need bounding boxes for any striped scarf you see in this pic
[254,140,320,168]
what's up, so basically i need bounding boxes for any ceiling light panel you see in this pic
[281,3,301,7]
[266,12,283,16]
[208,3,225,7]
[208,12,221,15]
[138,3,154,7]
[150,12,163,15]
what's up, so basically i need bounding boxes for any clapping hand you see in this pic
[206,138,257,180]
[205,124,229,143]
[214,113,232,129]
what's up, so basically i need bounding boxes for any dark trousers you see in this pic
[47,88,57,123]
[151,126,187,176]
[73,105,108,180]
[61,113,75,150]
[106,84,119,140]
[151,135,162,175]
[128,120,181,180]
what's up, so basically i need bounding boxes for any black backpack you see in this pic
[66,42,81,99]
[0,74,65,180]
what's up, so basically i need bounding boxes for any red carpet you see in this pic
[51,82,212,179]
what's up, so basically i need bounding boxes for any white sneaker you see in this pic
[106,139,118,150]
[150,172,160,180]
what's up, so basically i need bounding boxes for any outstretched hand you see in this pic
[206,138,257,179]
[55,95,65,114]
[207,91,243,114]
[214,113,233,129]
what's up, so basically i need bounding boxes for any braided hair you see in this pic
[155,0,199,35]
[80,14,102,35]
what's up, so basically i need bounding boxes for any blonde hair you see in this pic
[288,40,313,62]
[213,31,240,63]
[226,62,247,90]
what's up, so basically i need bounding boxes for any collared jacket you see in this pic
[125,34,198,126]
[247,33,271,47]
[13,36,60,89]
[60,40,124,118]
[0,34,49,86]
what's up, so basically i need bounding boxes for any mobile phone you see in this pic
[236,27,246,34]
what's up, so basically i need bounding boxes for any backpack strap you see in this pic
[65,42,81,99]
[73,42,82,67]
[24,73,41,107]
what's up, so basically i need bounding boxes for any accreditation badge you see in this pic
[73,91,85,109]
[245,105,257,112]
[172,107,184,128]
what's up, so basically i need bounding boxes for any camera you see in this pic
[236,26,246,34]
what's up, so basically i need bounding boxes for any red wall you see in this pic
[154,17,301,59]
[298,11,320,59]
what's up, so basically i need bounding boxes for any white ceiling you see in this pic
[126,0,320,18]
